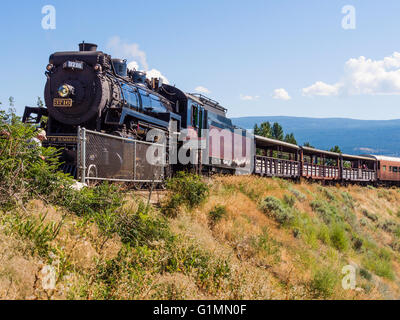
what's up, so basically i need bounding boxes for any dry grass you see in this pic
[2,176,400,300]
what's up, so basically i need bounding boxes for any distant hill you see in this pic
[231,116,400,156]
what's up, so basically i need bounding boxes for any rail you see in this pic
[255,156,300,177]
[342,168,376,181]
[302,163,340,179]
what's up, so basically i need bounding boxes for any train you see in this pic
[22,42,400,186]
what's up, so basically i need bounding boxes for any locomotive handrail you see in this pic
[256,155,299,163]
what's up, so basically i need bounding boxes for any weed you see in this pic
[363,248,394,280]
[259,196,294,226]
[283,194,296,208]
[289,188,306,202]
[209,205,227,226]
[162,172,209,217]
[360,268,372,281]
[308,268,338,299]
[362,210,378,222]
[329,224,349,252]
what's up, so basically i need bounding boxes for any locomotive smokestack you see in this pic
[79,42,98,52]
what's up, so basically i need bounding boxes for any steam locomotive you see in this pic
[23,43,252,177]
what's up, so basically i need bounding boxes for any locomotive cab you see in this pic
[112,59,128,77]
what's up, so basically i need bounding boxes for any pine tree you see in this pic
[260,122,272,138]
[8,97,15,107]
[330,145,342,154]
[271,122,284,141]
[37,97,44,108]
[284,133,297,145]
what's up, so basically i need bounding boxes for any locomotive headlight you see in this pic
[58,85,70,98]
[46,64,54,71]
[94,64,102,72]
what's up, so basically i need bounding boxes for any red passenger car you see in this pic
[366,155,400,184]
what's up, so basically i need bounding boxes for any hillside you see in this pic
[2,175,400,300]
[232,116,400,156]
[2,110,400,300]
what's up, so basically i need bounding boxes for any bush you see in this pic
[341,192,355,209]
[209,205,227,226]
[289,188,306,202]
[0,110,75,210]
[259,196,294,226]
[363,248,394,280]
[162,172,209,217]
[362,209,378,222]
[329,224,349,252]
[317,224,331,245]
[283,194,296,208]
[310,200,332,224]
[360,268,372,281]
[308,268,338,299]
[3,211,63,257]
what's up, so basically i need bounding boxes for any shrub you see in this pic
[209,205,227,226]
[362,209,378,223]
[363,248,394,280]
[162,172,209,217]
[320,188,336,201]
[317,224,331,245]
[341,192,355,209]
[310,200,332,224]
[259,196,293,226]
[329,224,349,252]
[283,194,296,208]
[308,268,338,299]
[3,211,63,257]
[289,188,306,202]
[0,110,75,210]
[360,268,372,281]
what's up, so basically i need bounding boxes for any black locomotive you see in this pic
[23,42,252,177]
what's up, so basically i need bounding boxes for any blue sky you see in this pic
[1,0,400,119]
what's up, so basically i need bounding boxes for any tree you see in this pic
[271,122,284,141]
[254,122,272,138]
[8,97,15,107]
[329,146,342,154]
[303,142,315,148]
[284,133,297,145]
[37,97,44,108]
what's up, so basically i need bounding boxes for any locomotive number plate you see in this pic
[53,98,73,107]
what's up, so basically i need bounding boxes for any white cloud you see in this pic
[240,94,260,101]
[107,36,148,70]
[303,52,400,97]
[302,81,340,97]
[195,86,211,94]
[272,88,291,100]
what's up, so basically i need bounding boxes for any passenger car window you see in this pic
[383,165,387,172]
[393,167,398,173]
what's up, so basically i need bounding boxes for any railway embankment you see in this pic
[2,111,400,300]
